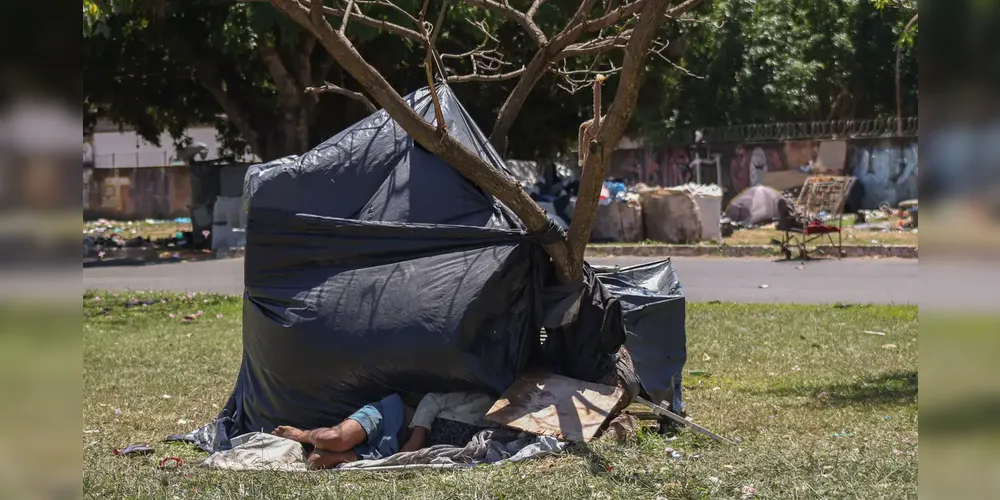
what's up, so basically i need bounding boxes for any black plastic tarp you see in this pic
[180,86,686,452]
[215,85,559,443]
[595,259,687,414]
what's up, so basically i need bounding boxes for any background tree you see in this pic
[84,0,418,160]
[84,0,608,160]
[629,0,918,140]
[85,0,919,159]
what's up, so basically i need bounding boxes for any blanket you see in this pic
[200,429,568,472]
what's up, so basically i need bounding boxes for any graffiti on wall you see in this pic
[609,137,916,209]
[616,147,695,187]
[847,140,918,209]
[728,145,785,194]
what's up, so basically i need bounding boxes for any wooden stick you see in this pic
[636,397,737,445]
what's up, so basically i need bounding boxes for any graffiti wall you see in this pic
[609,137,917,209]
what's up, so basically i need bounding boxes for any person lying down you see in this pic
[272,391,495,469]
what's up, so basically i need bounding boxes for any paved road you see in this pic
[83,256,919,305]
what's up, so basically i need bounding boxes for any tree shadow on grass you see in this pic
[750,371,917,408]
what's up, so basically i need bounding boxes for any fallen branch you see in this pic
[637,397,737,445]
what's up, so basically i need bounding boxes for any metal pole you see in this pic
[694,153,702,185]
[714,154,722,192]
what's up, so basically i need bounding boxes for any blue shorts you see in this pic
[346,394,406,460]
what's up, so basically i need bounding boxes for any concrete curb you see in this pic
[585,244,918,259]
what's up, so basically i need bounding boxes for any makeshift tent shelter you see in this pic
[725,185,782,226]
[170,86,688,453]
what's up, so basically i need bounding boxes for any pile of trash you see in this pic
[853,199,918,232]
[581,181,724,244]
[583,180,643,243]
[83,218,199,260]
[518,161,579,230]
[599,180,641,205]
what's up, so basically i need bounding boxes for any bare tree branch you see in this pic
[567,0,601,29]
[417,0,448,131]
[431,0,448,45]
[339,0,356,33]
[554,61,620,94]
[269,0,575,282]
[526,0,548,19]
[305,81,377,112]
[486,0,704,154]
[261,0,706,282]
[352,0,421,27]
[429,0,450,81]
[461,0,548,46]
[418,0,431,23]
[439,18,519,83]
[447,68,525,83]
[649,38,703,79]
[287,0,425,42]
[560,29,632,57]
[582,0,646,33]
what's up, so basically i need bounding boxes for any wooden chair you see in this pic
[774,176,856,260]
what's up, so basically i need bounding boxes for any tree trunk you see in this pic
[193,62,265,160]
[259,41,313,155]
[565,0,672,278]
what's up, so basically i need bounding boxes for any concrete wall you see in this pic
[609,137,918,209]
[88,126,228,169]
[84,166,192,220]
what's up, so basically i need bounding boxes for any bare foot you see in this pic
[307,449,357,470]
[272,425,308,443]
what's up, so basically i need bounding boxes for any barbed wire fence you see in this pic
[658,117,918,145]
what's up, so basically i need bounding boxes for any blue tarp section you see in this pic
[595,260,687,414]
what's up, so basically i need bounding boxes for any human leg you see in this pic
[272,418,368,453]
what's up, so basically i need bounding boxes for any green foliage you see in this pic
[83,0,593,160]
[633,0,918,141]
[84,0,919,160]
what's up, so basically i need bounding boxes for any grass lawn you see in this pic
[589,213,918,248]
[83,293,917,499]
